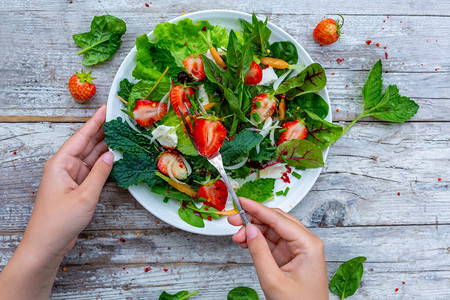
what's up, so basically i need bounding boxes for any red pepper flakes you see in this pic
[384,46,387,49]
[366,40,372,45]
[435,68,439,71]
[331,72,335,75]
[395,288,399,292]
[320,44,323,47]
[387,16,390,18]
[187,238,190,240]
[336,58,344,64]
[385,52,388,59]
[57,94,61,97]
[438,178,442,181]
[207,216,212,221]
[114,273,116,275]
[202,26,207,31]
[346,84,348,87]
[397,192,400,196]
[156,221,160,224]
[79,253,82,257]
[119,237,126,242]
[376,43,380,47]
[336,109,340,112]
[62,266,67,271]
[402,281,406,284]
[184,42,187,46]
[382,28,384,30]
[400,21,402,23]
[32,192,35,194]
[229,136,235,141]
[13,151,16,155]
[145,3,149,7]
[123,267,126,270]
[402,62,405,65]
[421,63,423,66]
[182,257,184,259]
[164,268,168,272]
[144,267,151,272]
[193,45,195,47]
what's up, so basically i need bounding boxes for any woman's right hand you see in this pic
[228,197,329,300]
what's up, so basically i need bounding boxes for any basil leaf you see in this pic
[276,63,327,98]
[269,41,298,65]
[362,60,383,110]
[275,139,324,169]
[329,256,367,299]
[178,205,204,228]
[221,131,263,165]
[110,152,159,189]
[288,93,329,119]
[304,111,343,149]
[227,286,260,300]
[236,179,275,203]
[118,78,134,102]
[73,15,126,66]
[159,290,199,300]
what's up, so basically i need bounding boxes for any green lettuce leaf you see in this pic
[221,131,263,165]
[275,139,324,169]
[110,152,159,189]
[236,179,275,203]
[176,126,199,156]
[127,78,171,111]
[73,15,126,66]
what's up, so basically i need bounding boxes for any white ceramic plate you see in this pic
[106,10,331,236]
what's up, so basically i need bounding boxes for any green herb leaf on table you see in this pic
[236,178,275,203]
[275,139,324,169]
[159,290,199,300]
[288,93,329,119]
[227,286,260,300]
[304,111,343,149]
[178,205,204,228]
[73,15,126,66]
[276,63,327,98]
[362,60,383,110]
[221,131,263,165]
[329,256,367,299]
[103,117,155,155]
[269,41,298,65]
[110,152,159,189]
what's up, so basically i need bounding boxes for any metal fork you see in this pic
[178,100,250,226]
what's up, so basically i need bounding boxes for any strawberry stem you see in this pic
[335,14,345,34]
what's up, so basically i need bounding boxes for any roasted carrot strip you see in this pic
[168,179,198,197]
[279,99,286,120]
[261,57,289,69]
[214,209,238,216]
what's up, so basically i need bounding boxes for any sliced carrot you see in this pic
[168,179,197,197]
[214,209,238,216]
[279,99,286,120]
[180,103,217,124]
[209,47,227,70]
[260,57,289,69]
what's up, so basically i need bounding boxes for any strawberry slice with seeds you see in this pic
[199,179,228,211]
[193,117,227,157]
[133,99,167,126]
[157,152,188,180]
[244,61,263,85]
[277,120,307,145]
[251,93,277,124]
[170,85,195,118]
[182,55,206,81]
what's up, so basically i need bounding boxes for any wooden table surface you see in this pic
[1,0,449,299]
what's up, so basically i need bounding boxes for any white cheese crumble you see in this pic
[259,67,278,86]
[228,177,240,191]
[259,164,287,179]
[151,125,177,149]
[197,84,210,106]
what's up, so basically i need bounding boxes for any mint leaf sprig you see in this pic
[342,60,419,136]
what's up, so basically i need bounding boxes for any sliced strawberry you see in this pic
[251,93,277,124]
[199,179,228,211]
[157,152,188,180]
[277,120,307,145]
[193,117,227,157]
[244,61,263,85]
[182,55,205,81]
[170,85,195,118]
[133,99,167,126]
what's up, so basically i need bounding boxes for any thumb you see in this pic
[79,151,114,200]
[246,224,282,285]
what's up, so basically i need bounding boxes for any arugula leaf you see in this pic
[275,139,324,169]
[151,184,193,202]
[159,290,199,300]
[227,287,259,300]
[103,117,155,155]
[287,93,329,119]
[176,126,199,156]
[118,78,134,102]
[73,15,126,66]
[110,152,159,189]
[303,111,343,149]
[329,256,366,299]
[240,14,271,55]
[221,131,263,165]
[276,63,327,99]
[269,41,298,65]
[362,60,383,110]
[178,205,204,228]
[236,179,275,203]
[127,78,171,111]
[226,30,254,79]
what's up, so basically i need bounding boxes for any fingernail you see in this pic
[246,224,258,240]
[102,151,114,166]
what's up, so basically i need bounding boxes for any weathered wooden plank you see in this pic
[0,11,449,121]
[2,0,450,16]
[0,122,448,231]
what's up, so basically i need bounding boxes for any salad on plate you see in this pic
[103,13,342,228]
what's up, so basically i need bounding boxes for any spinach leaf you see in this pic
[304,111,343,149]
[275,139,324,169]
[159,290,199,300]
[221,131,263,165]
[118,78,134,102]
[269,41,298,65]
[197,204,222,220]
[227,286,259,300]
[329,256,367,299]
[73,15,126,66]
[276,63,327,99]
[103,117,155,155]
[110,152,159,189]
[287,93,329,119]
[236,179,275,203]
[127,78,171,111]
[178,205,204,228]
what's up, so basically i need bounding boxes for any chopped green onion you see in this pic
[283,187,290,196]
[266,147,277,151]
[255,101,261,108]
[275,190,284,196]
[281,155,289,164]
[252,112,261,123]
[292,171,302,179]
[163,196,169,203]
[279,128,287,133]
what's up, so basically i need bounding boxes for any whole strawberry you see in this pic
[69,69,96,102]
[313,14,344,45]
